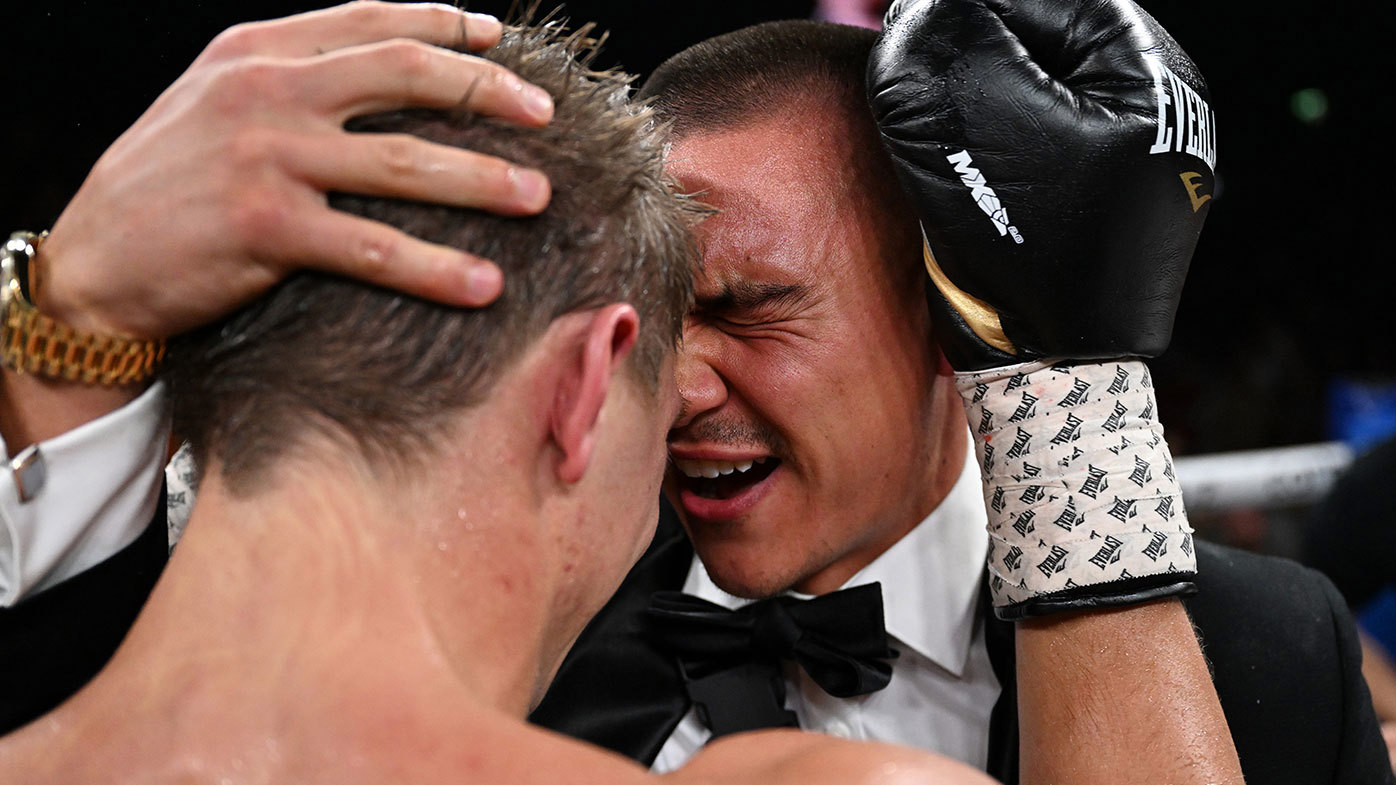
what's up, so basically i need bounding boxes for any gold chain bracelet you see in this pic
[1,231,165,386]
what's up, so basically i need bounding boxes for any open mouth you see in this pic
[671,456,782,500]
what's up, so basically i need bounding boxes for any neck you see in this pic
[0,434,560,782]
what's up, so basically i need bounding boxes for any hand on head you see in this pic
[36,1,555,343]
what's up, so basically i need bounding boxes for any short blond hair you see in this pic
[168,21,703,490]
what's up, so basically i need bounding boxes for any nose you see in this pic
[672,328,728,430]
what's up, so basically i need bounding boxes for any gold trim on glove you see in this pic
[920,237,1016,355]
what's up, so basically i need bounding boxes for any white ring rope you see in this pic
[1173,441,1355,513]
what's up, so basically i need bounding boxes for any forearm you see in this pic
[1016,599,1243,785]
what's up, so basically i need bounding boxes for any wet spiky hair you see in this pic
[167,19,703,490]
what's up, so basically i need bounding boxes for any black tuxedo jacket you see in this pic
[0,490,168,734]
[531,501,1395,784]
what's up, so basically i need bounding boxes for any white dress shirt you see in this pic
[652,445,1000,772]
[0,383,168,606]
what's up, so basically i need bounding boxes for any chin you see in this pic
[697,543,811,600]
[710,576,789,601]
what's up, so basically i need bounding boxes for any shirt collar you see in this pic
[681,434,987,678]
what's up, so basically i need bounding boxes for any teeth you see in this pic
[674,457,767,479]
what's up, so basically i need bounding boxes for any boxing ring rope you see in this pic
[1174,442,1355,513]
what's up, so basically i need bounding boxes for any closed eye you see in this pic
[692,281,808,328]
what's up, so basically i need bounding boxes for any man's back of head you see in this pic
[159,13,707,716]
[169,22,699,494]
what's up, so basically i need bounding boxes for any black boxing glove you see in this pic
[868,0,1216,619]
[870,0,1214,370]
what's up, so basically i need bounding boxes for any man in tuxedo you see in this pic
[529,8,1395,785]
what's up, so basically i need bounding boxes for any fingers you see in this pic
[301,40,554,126]
[275,208,505,307]
[289,132,551,216]
[177,0,553,311]
[202,1,502,62]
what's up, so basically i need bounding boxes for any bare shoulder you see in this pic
[660,729,996,785]
[418,719,658,785]
[333,711,991,785]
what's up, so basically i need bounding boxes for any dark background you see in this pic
[3,0,1392,457]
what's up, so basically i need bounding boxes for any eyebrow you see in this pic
[694,281,807,315]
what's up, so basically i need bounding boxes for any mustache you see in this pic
[669,417,791,458]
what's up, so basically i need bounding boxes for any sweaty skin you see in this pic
[666,114,963,599]
[0,306,992,785]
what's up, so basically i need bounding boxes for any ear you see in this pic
[550,304,640,485]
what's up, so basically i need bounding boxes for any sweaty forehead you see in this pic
[668,118,858,297]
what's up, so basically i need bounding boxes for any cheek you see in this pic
[746,333,934,505]
[718,333,838,423]
[726,332,896,448]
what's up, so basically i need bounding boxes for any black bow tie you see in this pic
[644,583,897,737]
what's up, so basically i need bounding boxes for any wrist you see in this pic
[957,360,1196,618]
[3,231,165,387]
[28,228,145,339]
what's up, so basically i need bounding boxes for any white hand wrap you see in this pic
[955,360,1196,614]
